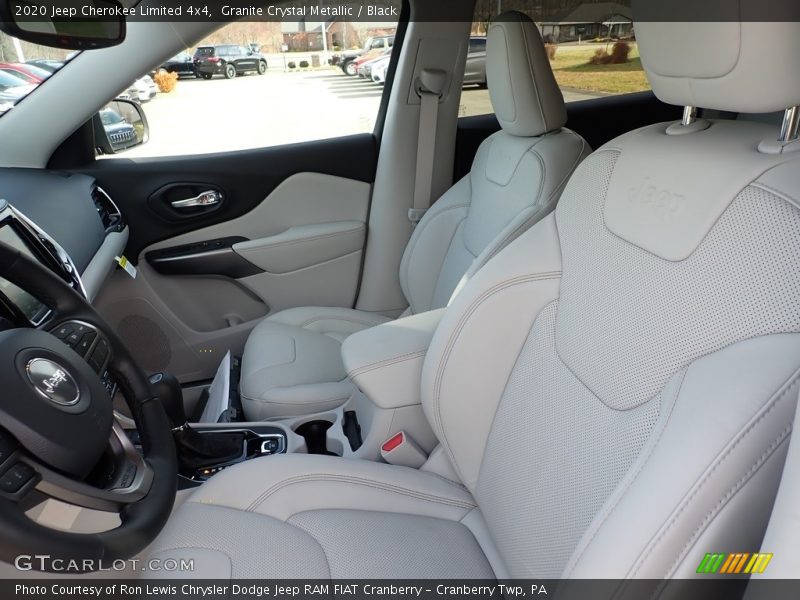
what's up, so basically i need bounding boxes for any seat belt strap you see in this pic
[410,69,448,226]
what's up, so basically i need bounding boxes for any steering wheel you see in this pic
[0,240,177,570]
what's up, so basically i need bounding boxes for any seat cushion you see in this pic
[240,307,392,420]
[145,454,496,579]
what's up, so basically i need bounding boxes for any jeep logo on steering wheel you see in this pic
[26,358,80,407]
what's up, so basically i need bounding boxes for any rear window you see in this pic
[195,47,215,57]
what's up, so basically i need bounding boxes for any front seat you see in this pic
[238,12,589,420]
[147,11,800,579]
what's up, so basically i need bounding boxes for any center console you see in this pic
[151,309,449,485]
[147,371,288,485]
[178,423,286,481]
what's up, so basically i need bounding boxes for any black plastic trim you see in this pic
[145,236,262,279]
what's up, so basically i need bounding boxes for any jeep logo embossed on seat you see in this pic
[26,359,80,406]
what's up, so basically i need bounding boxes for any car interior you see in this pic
[0,0,799,592]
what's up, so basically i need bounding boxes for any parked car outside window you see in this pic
[193,44,267,79]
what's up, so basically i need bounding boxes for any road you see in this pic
[119,67,601,159]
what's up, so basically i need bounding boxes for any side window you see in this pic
[460,0,649,117]
[468,38,486,54]
[99,9,401,159]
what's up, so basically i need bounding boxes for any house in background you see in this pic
[281,20,395,52]
[540,2,633,42]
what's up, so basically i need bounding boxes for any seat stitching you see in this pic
[296,315,389,330]
[432,273,561,480]
[751,181,800,211]
[284,516,336,575]
[176,502,333,577]
[562,369,685,577]
[252,393,352,406]
[246,473,477,512]
[348,350,428,378]
[662,430,791,579]
[416,214,469,313]
[627,368,800,577]
[401,202,471,312]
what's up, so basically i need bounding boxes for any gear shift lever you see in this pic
[149,372,245,471]
[149,372,187,429]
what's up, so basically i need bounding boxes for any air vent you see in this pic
[92,186,125,234]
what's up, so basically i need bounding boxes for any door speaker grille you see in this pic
[116,315,172,372]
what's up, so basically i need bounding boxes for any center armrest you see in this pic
[341,308,445,409]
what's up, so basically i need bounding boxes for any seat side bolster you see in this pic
[421,212,563,491]
[399,177,472,315]
[565,333,800,578]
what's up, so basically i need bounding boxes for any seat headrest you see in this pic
[633,0,800,113]
[487,11,566,137]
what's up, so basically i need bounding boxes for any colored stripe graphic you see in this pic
[697,552,773,574]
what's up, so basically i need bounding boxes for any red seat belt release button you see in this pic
[380,431,427,468]
[382,432,404,453]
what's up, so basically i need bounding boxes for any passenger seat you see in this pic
[239,12,590,420]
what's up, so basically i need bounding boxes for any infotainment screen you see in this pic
[0,224,49,323]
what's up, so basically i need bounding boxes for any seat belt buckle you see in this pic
[381,431,427,468]
[408,208,427,225]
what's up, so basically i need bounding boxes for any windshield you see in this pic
[0,32,72,115]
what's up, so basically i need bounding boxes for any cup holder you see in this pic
[295,420,339,456]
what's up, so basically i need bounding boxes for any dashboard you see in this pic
[0,168,128,323]
[0,170,129,399]
[0,223,50,324]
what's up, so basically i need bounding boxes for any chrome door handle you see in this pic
[171,190,222,209]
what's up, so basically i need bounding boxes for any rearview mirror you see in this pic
[0,0,126,50]
[93,98,148,155]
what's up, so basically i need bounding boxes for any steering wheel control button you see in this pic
[25,358,80,407]
[76,331,97,356]
[0,463,35,494]
[64,331,82,348]
[89,339,110,372]
[51,323,75,340]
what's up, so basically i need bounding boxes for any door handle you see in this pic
[171,190,222,209]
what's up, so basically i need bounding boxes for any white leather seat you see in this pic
[239,12,589,420]
[149,9,800,579]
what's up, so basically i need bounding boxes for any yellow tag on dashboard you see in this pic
[115,255,137,279]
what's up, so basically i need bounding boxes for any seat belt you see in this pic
[410,68,448,226]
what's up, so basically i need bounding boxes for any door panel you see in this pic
[82,133,376,258]
[83,138,377,383]
[92,173,371,382]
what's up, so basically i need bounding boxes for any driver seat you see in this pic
[146,12,800,578]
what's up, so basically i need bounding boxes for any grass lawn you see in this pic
[551,43,651,95]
